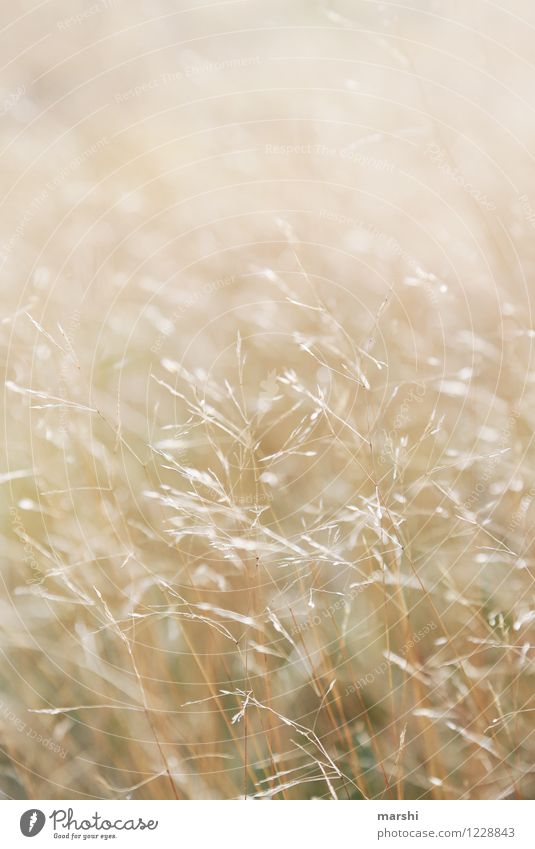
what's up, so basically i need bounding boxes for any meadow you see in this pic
[0,0,534,799]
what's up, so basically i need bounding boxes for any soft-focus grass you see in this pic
[0,0,534,799]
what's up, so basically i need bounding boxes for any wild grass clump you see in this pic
[0,0,534,800]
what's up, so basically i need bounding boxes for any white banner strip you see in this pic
[3,800,534,848]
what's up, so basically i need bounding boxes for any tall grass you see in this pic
[0,0,534,800]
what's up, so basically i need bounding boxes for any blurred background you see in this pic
[0,0,534,799]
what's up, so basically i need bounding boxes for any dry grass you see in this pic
[0,0,534,799]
